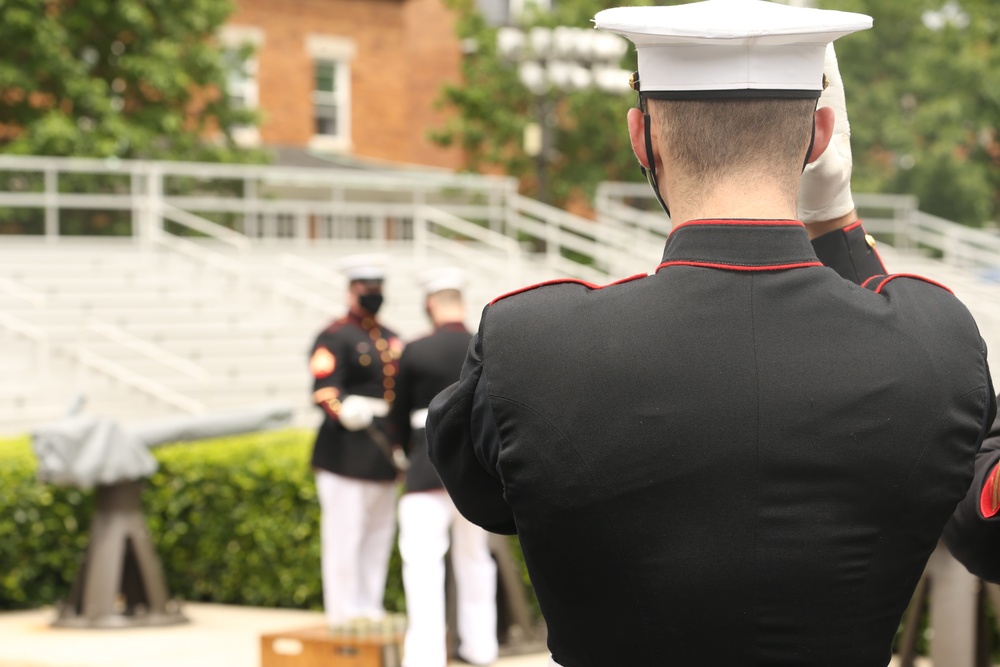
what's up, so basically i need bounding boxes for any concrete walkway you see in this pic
[0,604,552,667]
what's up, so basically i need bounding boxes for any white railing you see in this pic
[0,310,50,374]
[84,318,212,384]
[0,155,515,246]
[74,349,206,415]
[10,155,998,430]
[0,277,48,308]
[595,181,1000,276]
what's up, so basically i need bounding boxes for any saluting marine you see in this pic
[309,254,403,627]
[426,3,996,666]
[388,268,498,667]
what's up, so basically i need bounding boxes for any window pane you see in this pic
[315,102,338,136]
[315,61,336,93]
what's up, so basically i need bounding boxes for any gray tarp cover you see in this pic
[32,405,293,489]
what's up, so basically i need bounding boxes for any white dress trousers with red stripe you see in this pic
[316,469,397,625]
[398,489,498,667]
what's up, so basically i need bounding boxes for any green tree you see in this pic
[431,0,655,209]
[0,0,263,162]
[817,0,1000,226]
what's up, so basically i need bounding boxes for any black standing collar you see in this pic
[658,219,822,272]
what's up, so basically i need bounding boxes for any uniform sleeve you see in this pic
[309,332,350,422]
[427,319,516,535]
[810,220,886,284]
[943,389,1000,581]
[387,346,415,452]
[814,223,1000,579]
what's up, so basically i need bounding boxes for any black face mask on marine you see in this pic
[359,293,384,315]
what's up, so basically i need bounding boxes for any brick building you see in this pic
[220,0,548,170]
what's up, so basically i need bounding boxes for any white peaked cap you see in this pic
[594,0,872,98]
[417,267,466,296]
[338,253,388,281]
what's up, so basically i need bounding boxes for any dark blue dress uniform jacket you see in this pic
[387,322,472,492]
[945,400,1000,579]
[426,219,996,667]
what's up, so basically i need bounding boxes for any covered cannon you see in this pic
[31,401,292,628]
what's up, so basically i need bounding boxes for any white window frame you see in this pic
[218,26,265,147]
[306,35,356,153]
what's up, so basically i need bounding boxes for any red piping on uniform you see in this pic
[671,218,804,231]
[981,463,1000,518]
[490,274,647,305]
[861,275,884,289]
[842,220,863,233]
[873,273,954,295]
[655,260,822,273]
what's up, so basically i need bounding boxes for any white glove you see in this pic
[338,395,374,431]
[798,44,855,224]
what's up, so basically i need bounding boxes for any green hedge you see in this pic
[0,435,94,608]
[0,429,405,612]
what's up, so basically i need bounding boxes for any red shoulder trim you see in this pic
[323,317,348,334]
[656,260,822,273]
[860,274,885,289]
[842,220,864,233]
[671,218,804,231]
[981,463,1000,518]
[490,273,647,306]
[872,273,954,295]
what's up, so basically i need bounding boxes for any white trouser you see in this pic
[548,660,562,667]
[315,470,397,626]
[398,490,498,667]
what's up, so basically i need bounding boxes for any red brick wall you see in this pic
[229,0,464,169]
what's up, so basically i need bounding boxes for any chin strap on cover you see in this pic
[632,72,670,218]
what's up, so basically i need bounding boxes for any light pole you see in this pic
[497,25,631,203]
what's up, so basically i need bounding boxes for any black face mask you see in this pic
[359,294,384,315]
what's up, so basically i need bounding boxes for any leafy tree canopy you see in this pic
[0,0,264,162]
[438,0,1000,226]
[432,0,654,208]
[819,0,1000,226]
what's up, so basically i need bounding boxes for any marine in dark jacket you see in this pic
[426,4,996,666]
[309,254,403,626]
[388,268,498,667]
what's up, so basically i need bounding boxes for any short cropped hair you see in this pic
[652,97,816,186]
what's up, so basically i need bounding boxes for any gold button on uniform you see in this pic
[383,378,395,389]
[359,354,372,367]
[375,339,389,352]
[865,234,876,249]
[384,390,396,403]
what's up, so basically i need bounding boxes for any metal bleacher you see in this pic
[1,156,999,436]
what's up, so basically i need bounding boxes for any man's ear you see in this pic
[807,106,835,165]
[628,107,652,170]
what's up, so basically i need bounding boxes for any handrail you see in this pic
[0,277,47,308]
[279,253,343,289]
[85,318,212,383]
[0,310,48,342]
[153,234,248,278]
[270,278,341,312]
[161,204,251,252]
[596,181,1000,275]
[0,311,50,375]
[74,349,206,415]
[0,155,516,194]
[417,205,521,256]
[416,205,523,281]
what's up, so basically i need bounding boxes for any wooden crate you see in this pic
[261,625,404,667]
